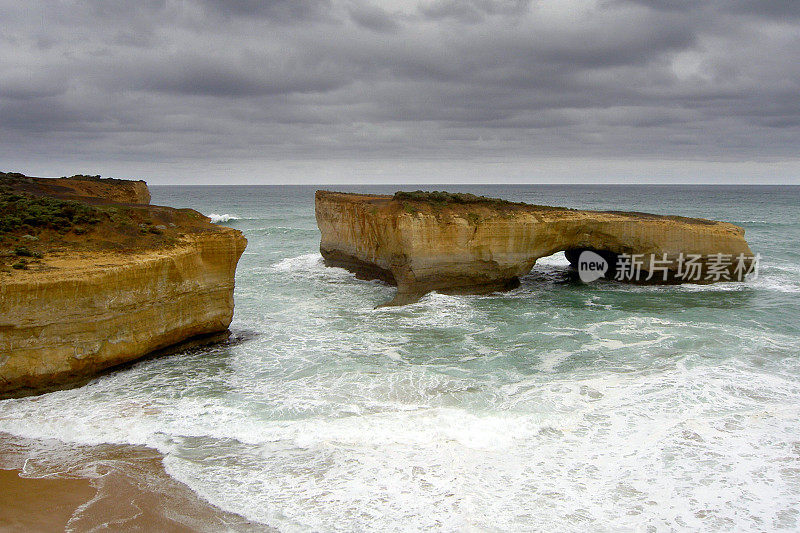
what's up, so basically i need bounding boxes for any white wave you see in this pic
[533,251,571,267]
[674,273,800,293]
[2,350,800,532]
[375,291,483,330]
[752,276,800,293]
[207,213,240,223]
[590,270,798,294]
[1,203,798,532]
[271,253,324,273]
[762,262,800,275]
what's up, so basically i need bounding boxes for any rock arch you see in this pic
[316,191,755,305]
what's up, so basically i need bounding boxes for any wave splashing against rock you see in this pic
[207,213,240,224]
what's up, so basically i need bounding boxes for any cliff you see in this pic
[316,191,755,305]
[1,172,150,205]
[0,173,246,398]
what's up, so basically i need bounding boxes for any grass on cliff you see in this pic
[392,190,581,217]
[0,172,218,275]
[391,190,543,216]
[393,190,519,206]
[0,189,101,234]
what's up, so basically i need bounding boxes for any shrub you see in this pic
[402,201,417,214]
[0,191,102,234]
[393,190,517,207]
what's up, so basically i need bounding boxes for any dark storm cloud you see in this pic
[0,0,798,182]
[348,3,401,33]
[198,0,333,22]
[626,0,800,19]
[105,53,350,96]
[419,0,532,23]
[729,0,800,20]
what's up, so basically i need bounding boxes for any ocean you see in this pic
[1,185,799,531]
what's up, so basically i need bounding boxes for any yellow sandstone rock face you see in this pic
[315,191,754,305]
[48,176,152,204]
[0,176,246,398]
[0,232,246,397]
[9,174,151,204]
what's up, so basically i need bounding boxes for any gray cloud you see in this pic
[0,0,798,183]
[419,0,532,23]
[198,0,333,22]
[348,2,401,32]
[627,0,800,19]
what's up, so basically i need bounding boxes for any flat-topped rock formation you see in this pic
[316,190,755,305]
[0,173,246,398]
[2,172,150,205]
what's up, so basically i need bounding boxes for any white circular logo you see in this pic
[577,250,608,283]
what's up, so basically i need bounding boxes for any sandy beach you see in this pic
[0,433,264,532]
[0,469,96,532]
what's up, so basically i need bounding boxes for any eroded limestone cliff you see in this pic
[2,172,150,205]
[0,174,246,398]
[316,191,755,305]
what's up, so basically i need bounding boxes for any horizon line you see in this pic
[145,182,800,186]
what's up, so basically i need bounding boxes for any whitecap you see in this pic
[271,253,324,273]
[207,213,240,223]
[533,251,571,267]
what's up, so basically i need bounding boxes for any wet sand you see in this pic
[0,433,266,532]
[0,469,96,532]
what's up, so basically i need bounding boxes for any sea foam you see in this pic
[207,213,240,223]
[3,185,799,532]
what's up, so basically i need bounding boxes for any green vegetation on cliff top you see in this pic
[393,190,521,206]
[0,188,101,234]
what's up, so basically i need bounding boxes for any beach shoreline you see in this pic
[0,432,266,532]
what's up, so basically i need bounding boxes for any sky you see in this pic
[1,0,799,184]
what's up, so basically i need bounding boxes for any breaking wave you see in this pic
[207,213,240,223]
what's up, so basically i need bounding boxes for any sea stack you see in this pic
[315,190,755,305]
[0,173,247,398]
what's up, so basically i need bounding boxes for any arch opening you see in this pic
[564,248,623,280]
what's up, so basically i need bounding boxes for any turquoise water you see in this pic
[1,185,799,531]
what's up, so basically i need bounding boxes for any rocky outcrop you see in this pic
[0,175,246,398]
[49,175,151,204]
[1,172,150,204]
[0,233,245,397]
[316,191,755,305]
